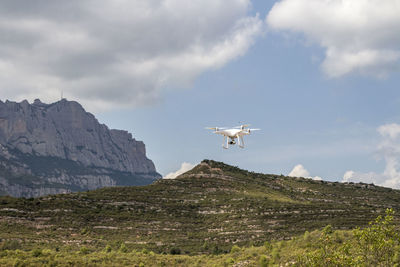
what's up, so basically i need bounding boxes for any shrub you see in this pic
[322,225,333,235]
[80,227,89,235]
[353,209,399,266]
[79,246,90,255]
[259,255,269,267]
[225,257,235,265]
[169,247,181,255]
[263,241,272,251]
[271,247,280,262]
[31,248,42,257]
[104,245,112,253]
[300,209,400,266]
[303,231,310,242]
[119,243,128,253]
[230,245,241,253]
[0,240,21,251]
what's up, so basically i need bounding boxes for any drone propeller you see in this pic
[246,128,260,134]
[205,127,218,131]
[205,127,227,131]
[234,124,250,129]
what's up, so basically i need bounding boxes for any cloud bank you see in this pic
[288,164,322,180]
[343,123,400,188]
[267,0,400,77]
[0,0,262,110]
[164,162,195,179]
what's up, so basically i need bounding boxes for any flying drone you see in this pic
[206,124,260,149]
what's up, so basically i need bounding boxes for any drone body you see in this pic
[206,124,260,149]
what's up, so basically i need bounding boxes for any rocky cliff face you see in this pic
[0,99,161,197]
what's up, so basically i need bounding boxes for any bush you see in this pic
[263,241,272,251]
[104,245,112,253]
[303,231,310,242]
[300,209,400,266]
[169,247,181,255]
[31,248,42,257]
[259,255,269,267]
[202,242,209,251]
[230,245,241,253]
[322,224,333,235]
[80,227,89,235]
[119,243,128,253]
[271,248,280,262]
[353,209,399,266]
[79,246,90,255]
[0,240,21,251]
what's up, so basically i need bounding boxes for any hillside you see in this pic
[0,99,161,197]
[0,159,399,256]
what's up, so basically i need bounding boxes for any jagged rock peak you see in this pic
[0,98,159,176]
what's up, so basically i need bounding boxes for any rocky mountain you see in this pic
[0,160,398,255]
[0,99,161,197]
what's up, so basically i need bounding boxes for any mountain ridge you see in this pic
[0,98,161,197]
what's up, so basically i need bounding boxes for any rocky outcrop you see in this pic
[0,99,161,197]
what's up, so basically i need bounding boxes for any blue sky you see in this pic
[98,32,388,180]
[97,0,400,183]
[2,0,400,187]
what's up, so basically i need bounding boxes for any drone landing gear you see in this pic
[222,136,229,149]
[222,136,240,149]
[238,135,244,148]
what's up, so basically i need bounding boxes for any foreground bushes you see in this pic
[0,210,398,266]
[300,209,400,266]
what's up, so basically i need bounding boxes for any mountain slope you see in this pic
[0,160,399,254]
[0,99,161,197]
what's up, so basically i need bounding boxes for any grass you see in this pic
[0,231,329,266]
[0,211,398,266]
[0,159,399,259]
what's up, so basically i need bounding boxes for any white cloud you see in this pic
[378,123,400,139]
[313,176,322,181]
[0,1,263,111]
[288,164,310,177]
[342,170,378,184]
[288,164,322,180]
[266,0,400,77]
[343,123,400,188]
[342,170,355,182]
[164,162,195,179]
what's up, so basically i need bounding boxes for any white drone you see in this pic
[206,124,260,149]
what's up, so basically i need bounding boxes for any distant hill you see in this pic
[0,99,161,197]
[0,159,399,254]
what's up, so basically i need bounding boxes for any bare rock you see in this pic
[0,99,161,197]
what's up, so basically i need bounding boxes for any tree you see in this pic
[300,209,400,266]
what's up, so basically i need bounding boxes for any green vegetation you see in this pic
[0,159,400,265]
[0,209,399,266]
[300,208,400,266]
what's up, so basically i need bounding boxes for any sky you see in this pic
[1,0,400,187]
